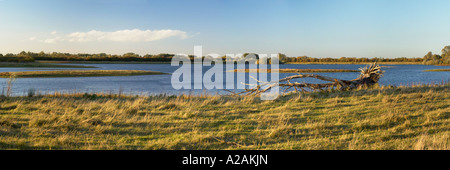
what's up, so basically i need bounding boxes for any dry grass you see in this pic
[0,70,167,78]
[0,84,448,150]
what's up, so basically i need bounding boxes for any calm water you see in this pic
[1,64,449,96]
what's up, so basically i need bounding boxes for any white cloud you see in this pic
[29,37,36,41]
[42,29,188,43]
[43,36,63,43]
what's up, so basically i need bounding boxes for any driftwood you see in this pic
[228,62,384,96]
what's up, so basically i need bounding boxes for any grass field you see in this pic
[0,84,448,150]
[230,68,359,73]
[0,70,167,78]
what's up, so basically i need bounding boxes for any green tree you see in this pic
[17,51,28,57]
[442,46,450,64]
[441,46,450,56]
[277,53,287,63]
[123,52,140,58]
[423,51,434,65]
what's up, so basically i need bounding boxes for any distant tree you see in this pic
[5,53,14,57]
[423,51,443,65]
[277,53,287,63]
[123,52,141,58]
[241,53,260,61]
[441,46,450,64]
[96,53,108,58]
[441,46,450,56]
[17,51,27,56]
[423,51,433,65]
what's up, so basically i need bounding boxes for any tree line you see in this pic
[0,51,175,62]
[422,46,450,65]
[1,47,449,65]
[279,55,423,63]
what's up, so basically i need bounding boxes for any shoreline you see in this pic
[0,70,167,78]
[284,62,423,65]
[38,60,424,65]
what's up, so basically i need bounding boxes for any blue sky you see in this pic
[0,0,449,58]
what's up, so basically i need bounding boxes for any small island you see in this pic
[423,69,450,72]
[0,70,167,78]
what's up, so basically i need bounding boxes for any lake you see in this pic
[0,64,449,96]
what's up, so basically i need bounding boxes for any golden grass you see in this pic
[0,84,448,150]
[0,70,167,78]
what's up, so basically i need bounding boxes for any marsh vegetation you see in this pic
[0,70,167,78]
[0,84,448,150]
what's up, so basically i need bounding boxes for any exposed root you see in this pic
[230,62,384,96]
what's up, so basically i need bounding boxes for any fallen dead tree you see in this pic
[227,62,384,96]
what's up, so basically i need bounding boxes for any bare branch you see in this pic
[229,62,384,96]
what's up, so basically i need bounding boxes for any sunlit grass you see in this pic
[0,84,448,150]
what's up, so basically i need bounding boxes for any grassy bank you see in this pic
[0,70,167,78]
[36,60,171,64]
[285,62,422,65]
[0,84,448,150]
[423,69,450,72]
[0,62,97,68]
[230,68,359,73]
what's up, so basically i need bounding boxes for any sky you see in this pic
[0,0,449,58]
